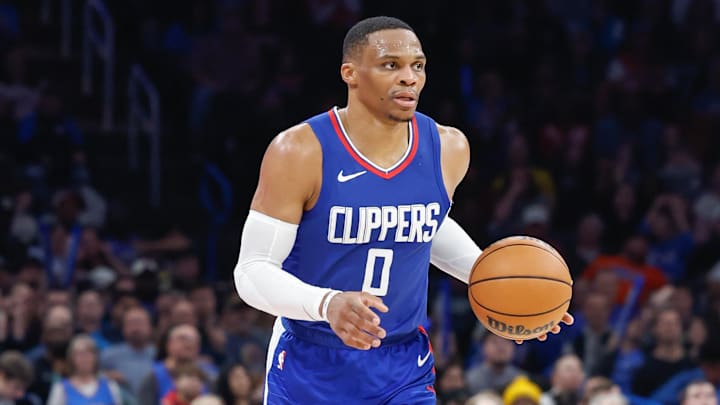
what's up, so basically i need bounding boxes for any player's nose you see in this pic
[398,65,418,86]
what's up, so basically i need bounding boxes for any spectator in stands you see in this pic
[596,318,645,393]
[161,362,206,405]
[0,350,41,405]
[466,332,523,395]
[438,360,470,405]
[602,184,641,254]
[641,194,695,282]
[651,339,720,405]
[221,297,268,368]
[137,324,216,405]
[565,213,605,278]
[215,363,252,405]
[466,390,504,405]
[582,234,668,306]
[46,334,122,404]
[74,289,110,350]
[566,292,614,376]
[680,380,717,405]
[101,306,156,395]
[632,307,695,396]
[1,282,40,352]
[540,354,586,405]
[503,376,542,405]
[27,304,74,401]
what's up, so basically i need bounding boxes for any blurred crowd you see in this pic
[1,0,720,404]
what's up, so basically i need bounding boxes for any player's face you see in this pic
[355,29,426,122]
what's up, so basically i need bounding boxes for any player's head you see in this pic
[341,16,426,122]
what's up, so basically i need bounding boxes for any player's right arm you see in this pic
[234,124,387,350]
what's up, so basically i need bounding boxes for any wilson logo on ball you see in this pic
[486,316,555,336]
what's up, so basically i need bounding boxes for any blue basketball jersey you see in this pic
[282,107,451,342]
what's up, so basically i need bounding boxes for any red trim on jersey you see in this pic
[426,385,436,394]
[327,109,419,180]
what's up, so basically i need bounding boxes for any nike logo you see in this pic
[337,170,367,183]
[417,349,432,367]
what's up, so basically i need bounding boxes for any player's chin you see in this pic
[388,110,415,122]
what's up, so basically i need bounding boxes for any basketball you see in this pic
[468,235,573,341]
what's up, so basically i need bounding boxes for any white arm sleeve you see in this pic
[430,216,482,284]
[234,210,334,321]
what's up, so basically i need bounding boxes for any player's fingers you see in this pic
[561,313,574,325]
[351,298,383,326]
[537,334,547,342]
[339,323,380,349]
[347,310,386,339]
[361,293,389,313]
[550,325,561,334]
[515,339,524,345]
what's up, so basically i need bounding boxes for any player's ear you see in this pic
[341,62,358,88]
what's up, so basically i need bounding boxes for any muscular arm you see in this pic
[234,124,333,321]
[430,125,482,284]
[234,124,388,349]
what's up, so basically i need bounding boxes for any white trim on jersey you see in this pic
[332,106,413,173]
[263,317,286,405]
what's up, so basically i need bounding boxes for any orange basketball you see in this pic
[468,235,573,341]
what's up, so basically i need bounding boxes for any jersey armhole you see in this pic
[428,119,452,209]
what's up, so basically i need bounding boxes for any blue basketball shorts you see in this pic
[263,318,436,404]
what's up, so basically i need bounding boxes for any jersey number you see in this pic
[362,248,393,296]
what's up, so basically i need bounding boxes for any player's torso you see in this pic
[283,107,451,339]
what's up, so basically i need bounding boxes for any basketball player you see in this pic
[234,16,573,404]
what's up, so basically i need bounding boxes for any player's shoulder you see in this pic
[267,122,321,162]
[434,122,470,155]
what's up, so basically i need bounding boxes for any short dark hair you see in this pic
[342,16,414,61]
[0,351,34,385]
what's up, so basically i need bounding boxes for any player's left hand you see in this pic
[515,312,574,345]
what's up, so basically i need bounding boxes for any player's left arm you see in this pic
[429,124,481,284]
[433,124,573,341]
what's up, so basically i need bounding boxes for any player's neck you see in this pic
[339,104,409,165]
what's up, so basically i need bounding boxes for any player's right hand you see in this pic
[326,291,388,350]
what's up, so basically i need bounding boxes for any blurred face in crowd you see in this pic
[228,364,252,399]
[654,309,683,345]
[177,373,204,401]
[622,236,648,264]
[0,374,27,400]
[613,184,636,218]
[190,287,216,321]
[122,307,152,348]
[483,334,515,367]
[9,283,35,316]
[583,293,611,333]
[672,287,694,320]
[45,289,72,312]
[439,364,465,392]
[577,214,604,247]
[552,355,585,392]
[175,254,201,284]
[650,212,674,241]
[222,300,259,336]
[167,325,200,362]
[111,295,140,327]
[171,299,198,327]
[69,337,98,376]
[592,272,619,305]
[43,305,74,358]
[682,382,717,405]
[76,290,104,327]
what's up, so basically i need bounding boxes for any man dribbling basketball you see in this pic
[233,16,573,404]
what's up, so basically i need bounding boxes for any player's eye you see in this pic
[413,62,424,71]
[383,62,397,69]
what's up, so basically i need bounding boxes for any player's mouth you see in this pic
[391,91,417,108]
